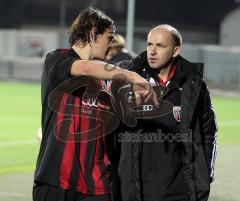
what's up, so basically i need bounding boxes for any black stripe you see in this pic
[96,113,110,192]
[84,108,97,194]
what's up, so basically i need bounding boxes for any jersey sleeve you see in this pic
[44,51,79,85]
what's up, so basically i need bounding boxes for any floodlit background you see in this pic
[0,0,240,201]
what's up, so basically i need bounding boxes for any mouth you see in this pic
[148,58,158,64]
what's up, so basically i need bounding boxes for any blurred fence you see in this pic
[0,56,44,81]
[0,29,240,90]
[0,29,57,82]
[181,44,240,90]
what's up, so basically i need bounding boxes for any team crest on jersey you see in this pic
[173,106,181,122]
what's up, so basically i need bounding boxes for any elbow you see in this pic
[71,60,90,76]
[80,61,90,76]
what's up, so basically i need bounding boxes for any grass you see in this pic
[0,81,41,175]
[212,96,240,144]
[0,81,239,175]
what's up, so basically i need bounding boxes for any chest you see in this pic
[139,84,183,134]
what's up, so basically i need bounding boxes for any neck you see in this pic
[72,44,92,60]
[158,63,174,82]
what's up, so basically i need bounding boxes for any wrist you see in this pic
[126,71,137,83]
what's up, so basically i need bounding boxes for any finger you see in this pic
[144,91,153,102]
[96,102,111,110]
[144,90,159,106]
[152,92,160,105]
[134,92,142,106]
[143,85,153,101]
[142,83,152,97]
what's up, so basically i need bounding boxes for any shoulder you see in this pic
[44,49,79,67]
[46,49,71,59]
[177,55,204,78]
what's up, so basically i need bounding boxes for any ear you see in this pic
[90,28,98,42]
[173,46,181,58]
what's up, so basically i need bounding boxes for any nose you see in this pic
[149,46,157,55]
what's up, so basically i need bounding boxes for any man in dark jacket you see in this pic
[117,25,217,201]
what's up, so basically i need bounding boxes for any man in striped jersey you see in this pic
[33,7,154,201]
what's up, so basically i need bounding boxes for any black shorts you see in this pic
[32,183,111,201]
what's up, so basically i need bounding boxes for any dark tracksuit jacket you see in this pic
[116,52,218,201]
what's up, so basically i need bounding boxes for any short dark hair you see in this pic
[69,7,115,46]
[171,28,182,47]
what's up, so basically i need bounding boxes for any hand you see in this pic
[128,72,159,106]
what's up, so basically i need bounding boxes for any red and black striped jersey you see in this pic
[34,48,114,195]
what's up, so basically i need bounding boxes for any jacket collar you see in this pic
[176,55,204,79]
[142,55,204,88]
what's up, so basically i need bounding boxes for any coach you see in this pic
[118,25,218,201]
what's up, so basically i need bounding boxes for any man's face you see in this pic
[92,29,114,60]
[147,28,176,69]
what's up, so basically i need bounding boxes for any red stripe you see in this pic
[106,81,112,92]
[56,93,68,142]
[59,95,75,189]
[60,137,75,189]
[102,117,109,168]
[103,143,109,168]
[92,109,105,193]
[60,48,70,57]
[76,104,89,193]
[158,65,176,87]
[73,96,80,133]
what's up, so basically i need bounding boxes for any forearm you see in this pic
[71,60,137,82]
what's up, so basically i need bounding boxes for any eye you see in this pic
[147,43,152,47]
[157,44,166,48]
